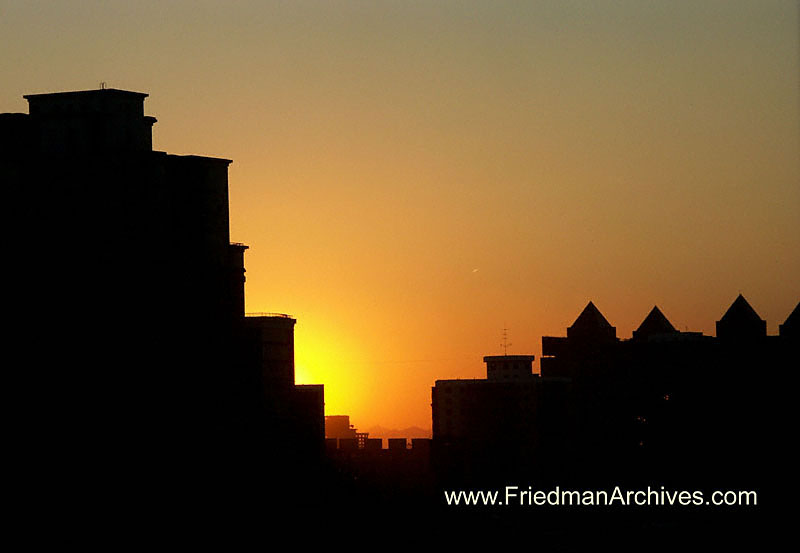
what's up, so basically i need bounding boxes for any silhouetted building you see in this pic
[484,354,537,381]
[3,88,325,529]
[23,88,157,154]
[388,438,408,450]
[5,89,245,470]
[541,301,621,379]
[242,314,298,391]
[432,354,572,481]
[567,300,617,342]
[354,432,369,449]
[325,430,434,516]
[434,296,793,488]
[716,293,767,341]
[292,384,326,456]
[632,305,678,341]
[433,355,537,444]
[326,415,358,440]
[779,301,799,340]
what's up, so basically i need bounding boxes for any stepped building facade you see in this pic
[2,88,324,520]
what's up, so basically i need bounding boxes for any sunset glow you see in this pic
[3,1,798,431]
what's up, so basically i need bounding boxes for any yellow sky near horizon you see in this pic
[2,1,798,429]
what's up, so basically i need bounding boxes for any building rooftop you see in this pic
[572,301,612,328]
[780,301,799,337]
[23,88,149,100]
[245,312,294,319]
[567,301,617,340]
[718,294,764,325]
[783,302,799,327]
[483,355,536,362]
[633,306,677,339]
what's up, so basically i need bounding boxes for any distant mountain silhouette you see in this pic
[366,425,431,439]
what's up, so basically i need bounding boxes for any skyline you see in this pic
[2,1,798,429]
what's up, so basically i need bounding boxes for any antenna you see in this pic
[501,326,512,356]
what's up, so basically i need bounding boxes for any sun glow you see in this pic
[293,318,372,422]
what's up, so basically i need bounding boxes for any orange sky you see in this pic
[2,1,798,430]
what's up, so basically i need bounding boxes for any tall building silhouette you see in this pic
[2,88,324,534]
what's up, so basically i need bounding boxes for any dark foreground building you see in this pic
[2,89,324,540]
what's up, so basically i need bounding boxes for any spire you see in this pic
[633,305,677,340]
[567,301,616,341]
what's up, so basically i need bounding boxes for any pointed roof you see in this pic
[572,301,613,329]
[718,294,764,325]
[716,294,766,339]
[23,88,149,100]
[567,301,616,340]
[780,301,799,337]
[633,306,677,339]
[783,302,799,326]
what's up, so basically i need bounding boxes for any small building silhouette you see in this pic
[431,353,572,480]
[484,354,537,382]
[326,415,358,440]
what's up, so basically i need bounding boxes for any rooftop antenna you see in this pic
[501,326,511,356]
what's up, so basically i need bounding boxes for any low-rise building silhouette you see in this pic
[432,353,571,481]
[326,415,358,440]
[433,296,794,487]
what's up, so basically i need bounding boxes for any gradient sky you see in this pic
[3,1,798,430]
